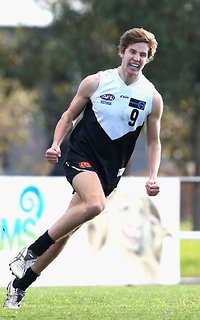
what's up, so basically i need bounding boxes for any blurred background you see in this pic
[0,0,200,276]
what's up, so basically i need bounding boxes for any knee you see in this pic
[85,199,106,221]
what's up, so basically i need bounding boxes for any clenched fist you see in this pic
[45,146,61,164]
[145,179,160,196]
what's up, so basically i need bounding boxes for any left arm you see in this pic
[145,90,163,196]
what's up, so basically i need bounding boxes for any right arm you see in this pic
[45,73,100,163]
[145,89,163,196]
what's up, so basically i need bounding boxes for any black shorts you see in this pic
[64,160,96,185]
[63,160,117,197]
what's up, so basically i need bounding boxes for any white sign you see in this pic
[0,176,180,286]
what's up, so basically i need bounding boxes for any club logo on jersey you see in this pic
[129,98,146,110]
[78,162,92,168]
[100,94,115,105]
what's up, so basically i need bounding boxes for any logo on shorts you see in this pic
[117,168,125,177]
[78,162,92,168]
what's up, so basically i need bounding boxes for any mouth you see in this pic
[129,63,139,69]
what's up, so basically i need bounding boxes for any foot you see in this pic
[9,247,38,279]
[3,281,25,309]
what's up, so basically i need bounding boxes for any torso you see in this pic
[65,68,155,194]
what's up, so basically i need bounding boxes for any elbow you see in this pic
[147,138,161,149]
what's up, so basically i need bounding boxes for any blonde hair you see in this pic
[118,27,158,61]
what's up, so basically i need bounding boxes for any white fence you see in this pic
[180,231,200,240]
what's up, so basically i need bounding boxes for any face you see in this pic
[119,42,149,77]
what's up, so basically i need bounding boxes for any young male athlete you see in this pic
[3,27,163,308]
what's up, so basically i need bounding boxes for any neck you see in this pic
[118,66,141,85]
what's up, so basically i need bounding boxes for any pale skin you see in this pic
[30,41,163,275]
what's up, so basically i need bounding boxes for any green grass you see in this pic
[180,240,200,277]
[180,219,200,277]
[1,220,198,319]
[1,285,200,320]
[180,219,193,231]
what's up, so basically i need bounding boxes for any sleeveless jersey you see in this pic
[65,68,155,194]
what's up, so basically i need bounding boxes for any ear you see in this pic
[118,48,125,59]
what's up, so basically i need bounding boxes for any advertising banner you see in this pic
[0,176,180,286]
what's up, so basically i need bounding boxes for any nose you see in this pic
[134,53,140,61]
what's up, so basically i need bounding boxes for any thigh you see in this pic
[72,170,106,204]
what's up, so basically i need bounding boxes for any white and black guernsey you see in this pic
[65,68,155,195]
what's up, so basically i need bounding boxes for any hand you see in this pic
[45,146,61,164]
[145,179,160,196]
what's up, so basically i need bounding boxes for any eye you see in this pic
[129,49,136,54]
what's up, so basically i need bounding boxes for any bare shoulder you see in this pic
[79,72,100,97]
[153,89,163,104]
[152,89,164,117]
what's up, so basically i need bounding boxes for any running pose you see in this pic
[4,27,163,309]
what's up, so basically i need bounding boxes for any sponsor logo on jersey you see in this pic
[129,98,146,110]
[120,95,129,99]
[78,162,92,168]
[100,94,115,105]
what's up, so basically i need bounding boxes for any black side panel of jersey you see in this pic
[65,101,143,190]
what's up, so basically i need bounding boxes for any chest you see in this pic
[92,85,151,126]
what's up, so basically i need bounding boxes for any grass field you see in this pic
[180,220,200,277]
[180,240,200,277]
[1,223,199,319]
[1,285,200,319]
